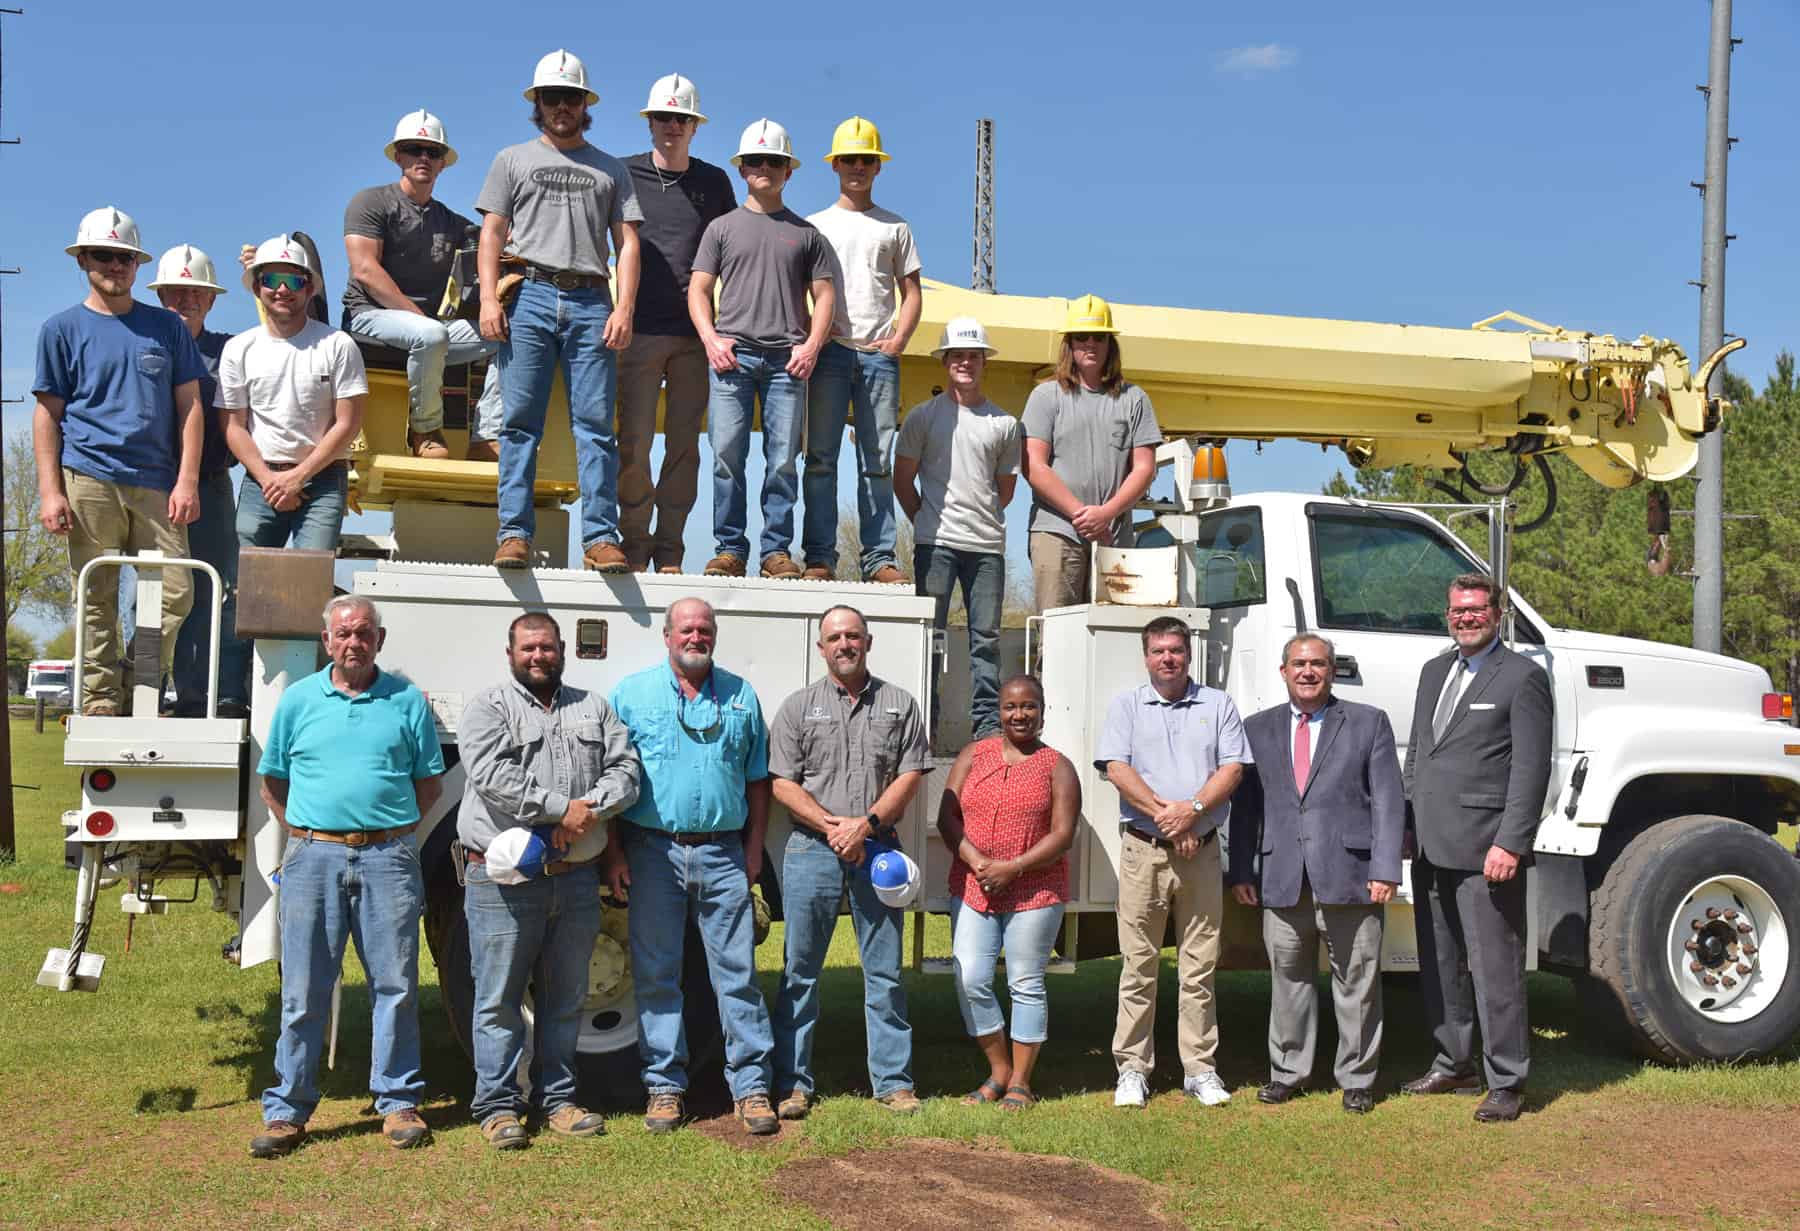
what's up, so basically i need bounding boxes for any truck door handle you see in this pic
[1333,655,1361,683]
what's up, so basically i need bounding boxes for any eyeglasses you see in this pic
[395,143,444,159]
[1447,605,1495,621]
[647,112,691,125]
[86,250,136,267]
[835,154,879,167]
[537,88,585,108]
[740,154,789,169]
[1068,332,1109,344]
[257,271,309,293]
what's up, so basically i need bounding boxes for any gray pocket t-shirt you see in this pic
[895,392,1020,555]
[476,139,644,276]
[341,183,477,320]
[1021,380,1162,545]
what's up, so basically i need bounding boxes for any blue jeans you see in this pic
[261,832,425,1124]
[171,470,243,709]
[951,898,1065,1045]
[220,466,348,703]
[622,825,773,1100]
[463,859,604,1125]
[707,345,805,562]
[801,342,900,575]
[915,543,1004,738]
[497,279,619,549]
[346,309,503,438]
[771,830,912,1097]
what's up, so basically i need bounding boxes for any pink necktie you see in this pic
[1294,711,1311,794]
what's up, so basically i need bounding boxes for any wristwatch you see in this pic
[1190,794,1207,815]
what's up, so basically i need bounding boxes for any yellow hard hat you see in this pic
[825,116,890,162]
[1062,294,1117,335]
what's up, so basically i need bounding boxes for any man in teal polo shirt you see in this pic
[605,595,780,1136]
[250,594,446,1159]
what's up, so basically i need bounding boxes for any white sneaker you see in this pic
[1183,1071,1232,1106]
[1114,1069,1149,1108]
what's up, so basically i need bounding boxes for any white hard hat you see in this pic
[147,245,227,294]
[640,73,707,123]
[384,109,458,168]
[868,845,921,910]
[65,206,152,264]
[731,118,799,168]
[932,316,998,357]
[524,48,598,104]
[483,826,556,885]
[248,234,316,278]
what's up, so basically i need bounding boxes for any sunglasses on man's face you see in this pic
[835,154,879,168]
[395,143,444,159]
[537,88,584,108]
[258,271,309,293]
[740,154,789,169]
[647,112,691,125]
[86,250,136,267]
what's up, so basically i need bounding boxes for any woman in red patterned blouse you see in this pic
[937,674,1079,1110]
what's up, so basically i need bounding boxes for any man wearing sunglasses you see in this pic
[800,117,921,585]
[688,119,836,580]
[616,75,736,574]
[33,207,208,716]
[343,110,502,463]
[478,49,643,574]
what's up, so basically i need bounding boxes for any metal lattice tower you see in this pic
[972,118,994,292]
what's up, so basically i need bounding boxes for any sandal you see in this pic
[481,1113,529,1151]
[999,1085,1037,1110]
[961,1077,1007,1106]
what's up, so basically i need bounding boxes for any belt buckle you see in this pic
[553,270,578,291]
[341,830,372,848]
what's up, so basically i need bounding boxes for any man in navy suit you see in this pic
[1230,634,1404,1114]
[1401,572,1553,1123]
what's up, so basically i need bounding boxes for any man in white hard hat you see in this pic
[892,317,1019,739]
[147,245,249,718]
[216,236,369,699]
[615,74,736,574]
[800,117,921,586]
[478,49,644,573]
[687,119,836,580]
[343,110,503,462]
[33,207,207,716]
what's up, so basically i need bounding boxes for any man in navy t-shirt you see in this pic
[33,207,207,716]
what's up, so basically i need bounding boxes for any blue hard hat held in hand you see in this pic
[485,825,559,884]
[864,837,921,909]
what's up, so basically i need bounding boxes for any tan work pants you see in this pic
[616,334,709,570]
[64,470,192,709]
[1112,830,1223,1077]
[1029,531,1089,612]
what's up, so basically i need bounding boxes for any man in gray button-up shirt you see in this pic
[767,604,929,1118]
[456,611,639,1149]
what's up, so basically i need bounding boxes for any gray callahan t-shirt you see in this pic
[691,207,835,349]
[476,139,644,276]
[1021,380,1162,545]
[341,183,479,321]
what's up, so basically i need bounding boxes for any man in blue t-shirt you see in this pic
[33,207,207,716]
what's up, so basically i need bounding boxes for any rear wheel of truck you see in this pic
[1587,814,1800,1064]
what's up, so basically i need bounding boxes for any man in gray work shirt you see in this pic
[457,610,640,1150]
[768,604,929,1119]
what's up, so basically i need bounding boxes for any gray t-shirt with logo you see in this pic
[895,392,1020,554]
[1021,380,1162,545]
[341,184,478,321]
[475,139,643,276]
[691,207,835,349]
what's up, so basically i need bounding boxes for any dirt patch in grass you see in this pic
[770,1138,1181,1230]
[693,1107,801,1151]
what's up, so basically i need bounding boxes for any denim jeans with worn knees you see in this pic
[800,342,900,575]
[706,346,805,563]
[346,309,501,435]
[951,898,1064,1045]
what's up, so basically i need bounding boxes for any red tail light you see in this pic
[1763,693,1794,721]
[85,811,116,837]
[88,769,116,792]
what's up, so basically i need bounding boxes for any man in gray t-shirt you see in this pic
[478,49,643,575]
[1020,295,1161,611]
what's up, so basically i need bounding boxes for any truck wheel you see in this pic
[1588,814,1800,1064]
[420,817,724,1107]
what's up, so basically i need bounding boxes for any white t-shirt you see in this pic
[215,319,369,464]
[805,203,921,349]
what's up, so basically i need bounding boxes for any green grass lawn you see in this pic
[5,724,1800,1230]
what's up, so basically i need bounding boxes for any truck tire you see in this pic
[420,816,724,1107]
[1587,814,1800,1064]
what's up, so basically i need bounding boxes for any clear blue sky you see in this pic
[4,2,1797,608]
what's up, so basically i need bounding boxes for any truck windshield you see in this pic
[1311,508,1471,635]
[30,669,70,686]
[1192,507,1265,607]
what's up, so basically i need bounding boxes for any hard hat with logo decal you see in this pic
[825,115,890,163]
[1061,293,1118,335]
[64,206,153,264]
[383,109,458,168]
[639,73,707,123]
[866,841,921,909]
[730,118,799,168]
[931,316,998,357]
[524,48,598,105]
[147,245,227,295]
[248,234,316,279]
[483,825,557,885]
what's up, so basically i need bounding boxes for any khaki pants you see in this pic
[64,469,192,709]
[1113,830,1222,1077]
[616,333,709,569]
[1029,531,1089,611]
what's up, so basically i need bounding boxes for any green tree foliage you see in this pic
[1325,354,1798,694]
[4,431,72,628]
[42,625,75,659]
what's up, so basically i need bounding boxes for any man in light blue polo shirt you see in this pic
[1095,615,1250,1111]
[251,594,445,1160]
[605,596,779,1137]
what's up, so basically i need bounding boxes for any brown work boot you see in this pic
[494,537,532,569]
[465,438,501,463]
[480,1113,529,1151]
[735,1093,779,1136]
[644,1091,685,1134]
[382,1107,432,1149]
[657,565,684,575]
[777,1089,811,1121]
[876,1088,922,1114]
[408,429,450,459]
[704,553,746,578]
[866,564,908,585]
[759,552,801,580]
[544,1104,606,1138]
[800,562,833,581]
[250,1119,305,1159]
[81,699,121,717]
[584,541,631,574]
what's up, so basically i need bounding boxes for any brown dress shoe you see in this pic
[584,541,631,573]
[759,551,801,580]
[801,562,833,581]
[408,429,450,459]
[382,1107,432,1149]
[777,1089,811,1120]
[704,553,746,578]
[494,537,532,569]
[865,564,908,585]
[1473,1088,1524,1122]
[736,1093,779,1135]
[465,439,501,463]
[1400,1070,1483,1096]
[250,1119,306,1158]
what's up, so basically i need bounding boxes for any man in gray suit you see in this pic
[1229,634,1404,1114]
[1401,572,1553,1123]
